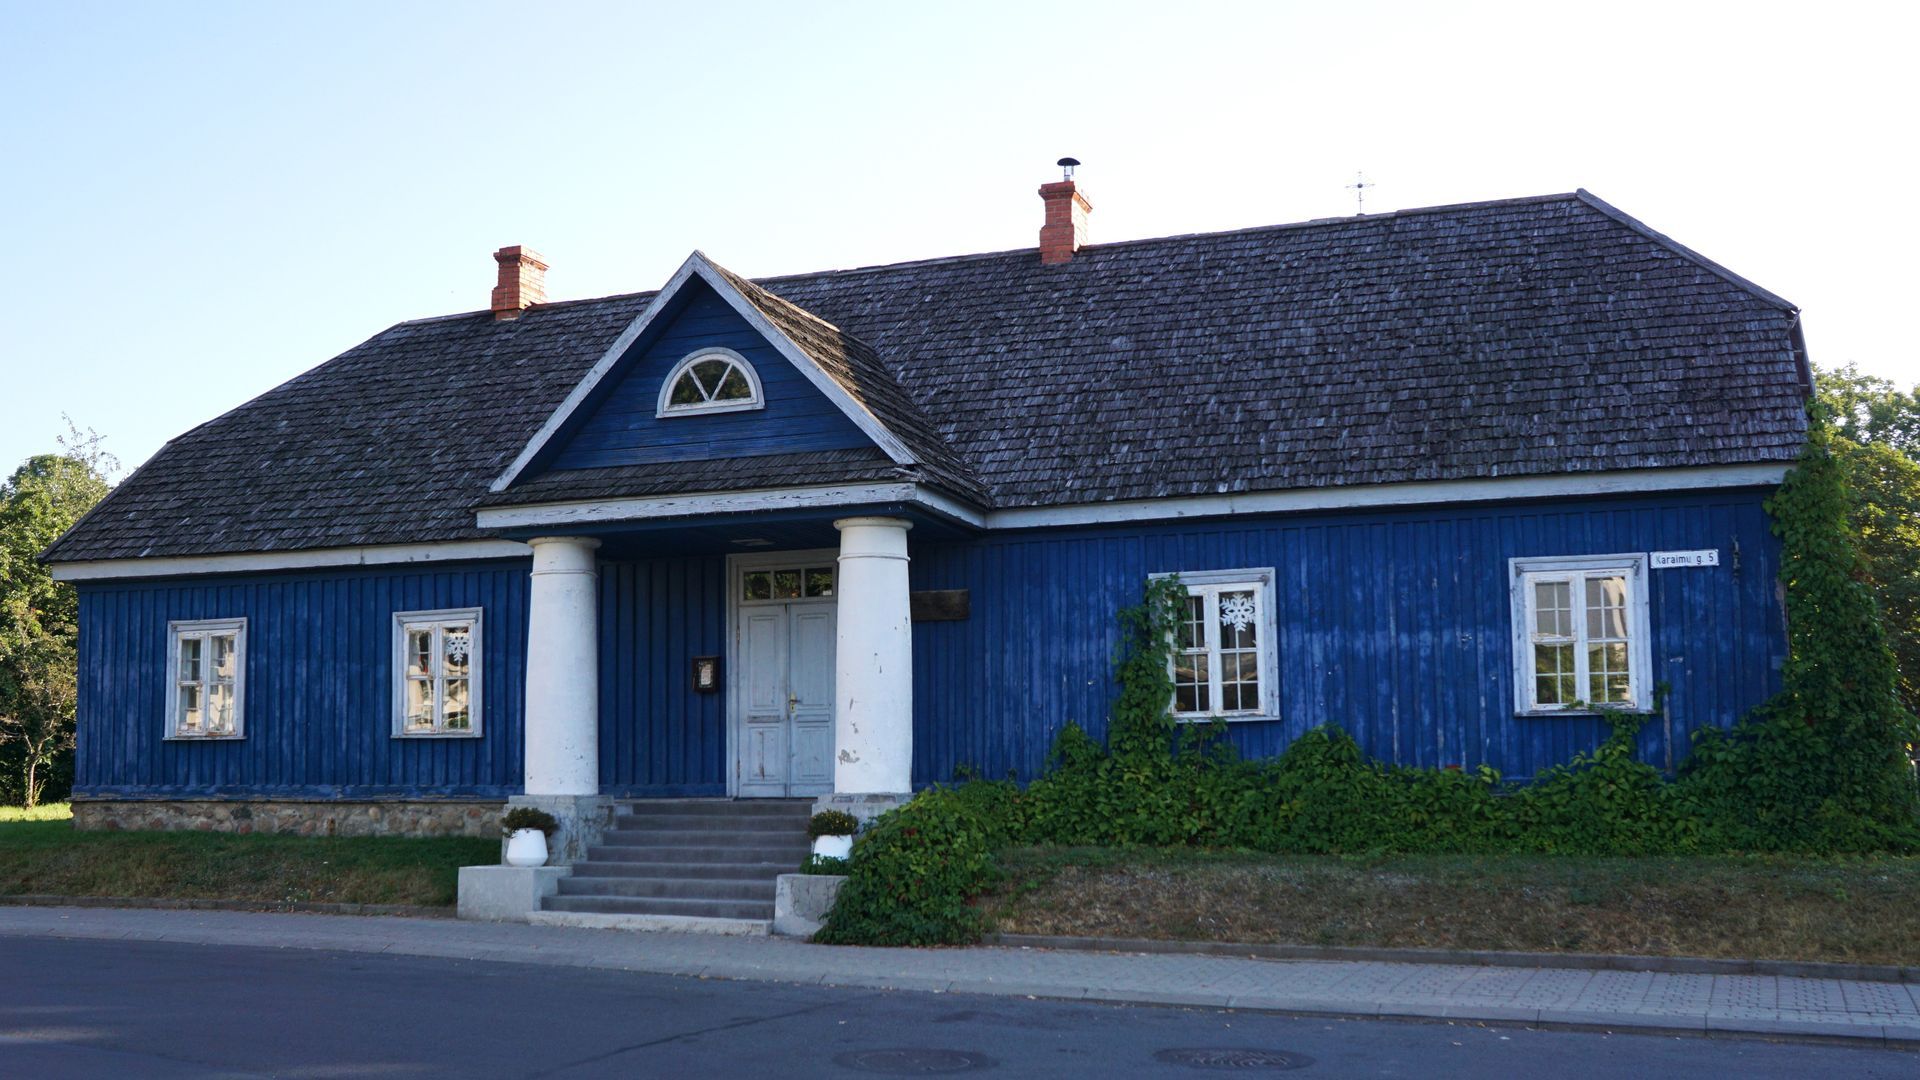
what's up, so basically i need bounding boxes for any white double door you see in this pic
[737,599,836,797]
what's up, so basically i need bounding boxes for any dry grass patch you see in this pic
[983,848,1920,966]
[0,816,495,907]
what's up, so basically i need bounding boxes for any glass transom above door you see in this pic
[742,566,835,602]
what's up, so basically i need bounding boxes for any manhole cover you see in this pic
[1153,1047,1313,1071]
[832,1048,995,1074]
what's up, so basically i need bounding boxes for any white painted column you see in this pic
[832,516,914,795]
[523,536,601,796]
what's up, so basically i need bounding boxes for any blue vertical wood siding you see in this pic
[74,561,532,800]
[74,555,737,800]
[73,488,1790,803]
[597,557,729,796]
[908,489,1787,787]
[548,282,873,471]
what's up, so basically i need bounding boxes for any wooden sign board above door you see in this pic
[910,589,971,622]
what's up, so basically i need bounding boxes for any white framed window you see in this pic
[166,618,246,739]
[1510,554,1651,714]
[392,608,482,737]
[656,347,764,417]
[1151,568,1278,721]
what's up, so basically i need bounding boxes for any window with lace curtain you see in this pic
[392,608,483,737]
[1151,568,1278,721]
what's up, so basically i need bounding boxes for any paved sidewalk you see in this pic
[1,906,1915,1046]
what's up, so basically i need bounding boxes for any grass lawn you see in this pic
[0,803,75,823]
[0,804,497,908]
[982,847,1920,967]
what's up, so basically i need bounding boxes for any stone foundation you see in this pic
[71,799,504,838]
[503,794,612,867]
[812,791,910,827]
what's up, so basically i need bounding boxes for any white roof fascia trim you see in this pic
[475,482,986,530]
[49,540,533,582]
[686,254,918,467]
[986,464,1792,529]
[469,464,1786,534]
[488,256,705,493]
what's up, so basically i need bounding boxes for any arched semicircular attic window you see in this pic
[657,348,765,417]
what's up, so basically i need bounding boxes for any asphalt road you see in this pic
[0,936,1913,1079]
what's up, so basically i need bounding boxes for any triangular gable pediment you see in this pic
[491,252,920,493]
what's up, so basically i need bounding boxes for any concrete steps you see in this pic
[571,860,793,881]
[541,799,812,929]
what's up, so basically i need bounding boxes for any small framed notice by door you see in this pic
[691,655,721,693]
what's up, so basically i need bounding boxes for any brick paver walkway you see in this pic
[1,906,1914,1044]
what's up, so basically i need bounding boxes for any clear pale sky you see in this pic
[1,1,1913,478]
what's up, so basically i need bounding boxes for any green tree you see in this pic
[1815,365,1920,715]
[0,423,115,806]
[1818,363,1920,453]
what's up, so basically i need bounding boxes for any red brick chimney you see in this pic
[491,246,548,320]
[1038,159,1092,265]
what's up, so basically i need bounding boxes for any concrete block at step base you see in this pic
[811,792,910,828]
[458,865,571,921]
[773,874,847,938]
[502,794,614,866]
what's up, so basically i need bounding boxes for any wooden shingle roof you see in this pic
[44,190,1808,562]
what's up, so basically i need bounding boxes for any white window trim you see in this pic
[391,607,484,739]
[1150,568,1279,722]
[164,618,247,740]
[655,347,765,417]
[1509,554,1652,715]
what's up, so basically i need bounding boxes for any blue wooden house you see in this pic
[43,181,1809,882]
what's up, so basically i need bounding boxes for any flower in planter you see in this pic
[807,810,860,840]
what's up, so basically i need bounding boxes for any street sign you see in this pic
[1651,549,1719,569]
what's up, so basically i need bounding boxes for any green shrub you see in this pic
[799,854,848,875]
[812,787,1002,946]
[1506,712,1695,855]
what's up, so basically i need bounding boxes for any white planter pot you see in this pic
[812,834,853,861]
[505,828,549,867]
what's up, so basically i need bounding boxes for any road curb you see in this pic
[0,894,451,919]
[983,932,1920,985]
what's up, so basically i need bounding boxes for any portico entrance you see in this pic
[730,553,838,797]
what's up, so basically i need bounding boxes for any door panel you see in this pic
[734,594,836,797]
[787,606,837,796]
[739,610,790,796]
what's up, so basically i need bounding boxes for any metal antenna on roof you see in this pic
[1346,171,1375,215]
[1057,157,1080,182]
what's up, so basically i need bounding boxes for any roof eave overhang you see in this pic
[46,539,533,583]
[473,480,988,533]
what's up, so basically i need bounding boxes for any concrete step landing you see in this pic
[524,910,770,936]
